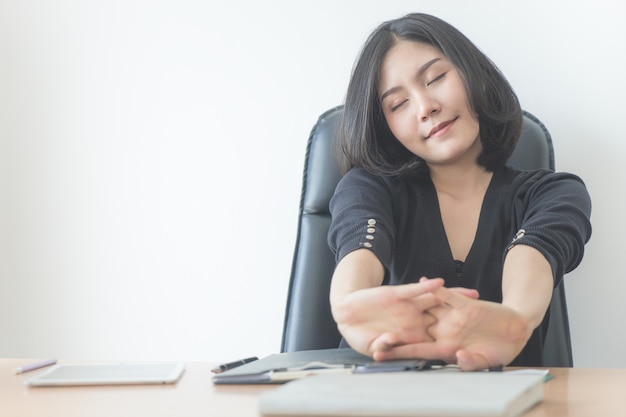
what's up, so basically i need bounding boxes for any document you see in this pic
[212,348,434,385]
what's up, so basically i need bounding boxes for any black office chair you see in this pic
[281,106,573,367]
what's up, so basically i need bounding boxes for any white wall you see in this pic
[0,0,624,367]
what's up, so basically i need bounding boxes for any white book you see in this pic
[259,370,546,417]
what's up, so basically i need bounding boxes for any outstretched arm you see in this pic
[452,244,553,370]
[449,244,553,370]
[330,249,448,356]
[373,245,553,370]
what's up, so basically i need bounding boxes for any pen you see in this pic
[14,358,58,375]
[211,356,258,373]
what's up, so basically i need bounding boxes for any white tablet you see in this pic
[25,362,186,387]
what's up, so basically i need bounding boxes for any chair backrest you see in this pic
[281,106,573,367]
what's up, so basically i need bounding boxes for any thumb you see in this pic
[455,349,493,371]
[370,332,402,353]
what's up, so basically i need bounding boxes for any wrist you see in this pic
[500,303,534,343]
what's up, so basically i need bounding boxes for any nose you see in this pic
[414,92,440,122]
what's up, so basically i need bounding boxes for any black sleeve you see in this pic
[327,168,395,269]
[507,171,592,285]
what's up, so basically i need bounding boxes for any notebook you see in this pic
[212,348,433,385]
[25,362,186,387]
[258,371,546,417]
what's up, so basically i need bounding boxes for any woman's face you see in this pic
[378,41,481,169]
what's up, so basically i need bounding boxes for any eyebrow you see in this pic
[379,57,442,101]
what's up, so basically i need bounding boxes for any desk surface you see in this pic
[2,359,626,417]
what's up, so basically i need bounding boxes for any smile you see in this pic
[427,118,458,139]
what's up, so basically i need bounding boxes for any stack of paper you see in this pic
[212,348,430,385]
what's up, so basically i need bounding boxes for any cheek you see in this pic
[466,115,480,137]
[385,114,414,143]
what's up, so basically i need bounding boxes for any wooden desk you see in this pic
[2,359,625,416]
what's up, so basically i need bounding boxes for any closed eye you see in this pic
[390,99,408,112]
[427,72,447,86]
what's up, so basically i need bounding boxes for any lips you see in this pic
[427,118,457,139]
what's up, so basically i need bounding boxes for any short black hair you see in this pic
[338,13,522,176]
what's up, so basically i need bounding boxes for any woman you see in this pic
[327,13,592,370]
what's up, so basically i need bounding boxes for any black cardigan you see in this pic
[328,165,592,366]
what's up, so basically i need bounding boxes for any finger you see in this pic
[432,286,473,309]
[449,287,480,299]
[372,341,442,362]
[425,317,436,341]
[410,292,444,312]
[390,278,445,299]
[424,311,437,328]
[422,303,452,321]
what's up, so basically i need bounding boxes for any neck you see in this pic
[429,164,494,199]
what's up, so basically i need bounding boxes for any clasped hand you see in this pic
[333,277,530,371]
